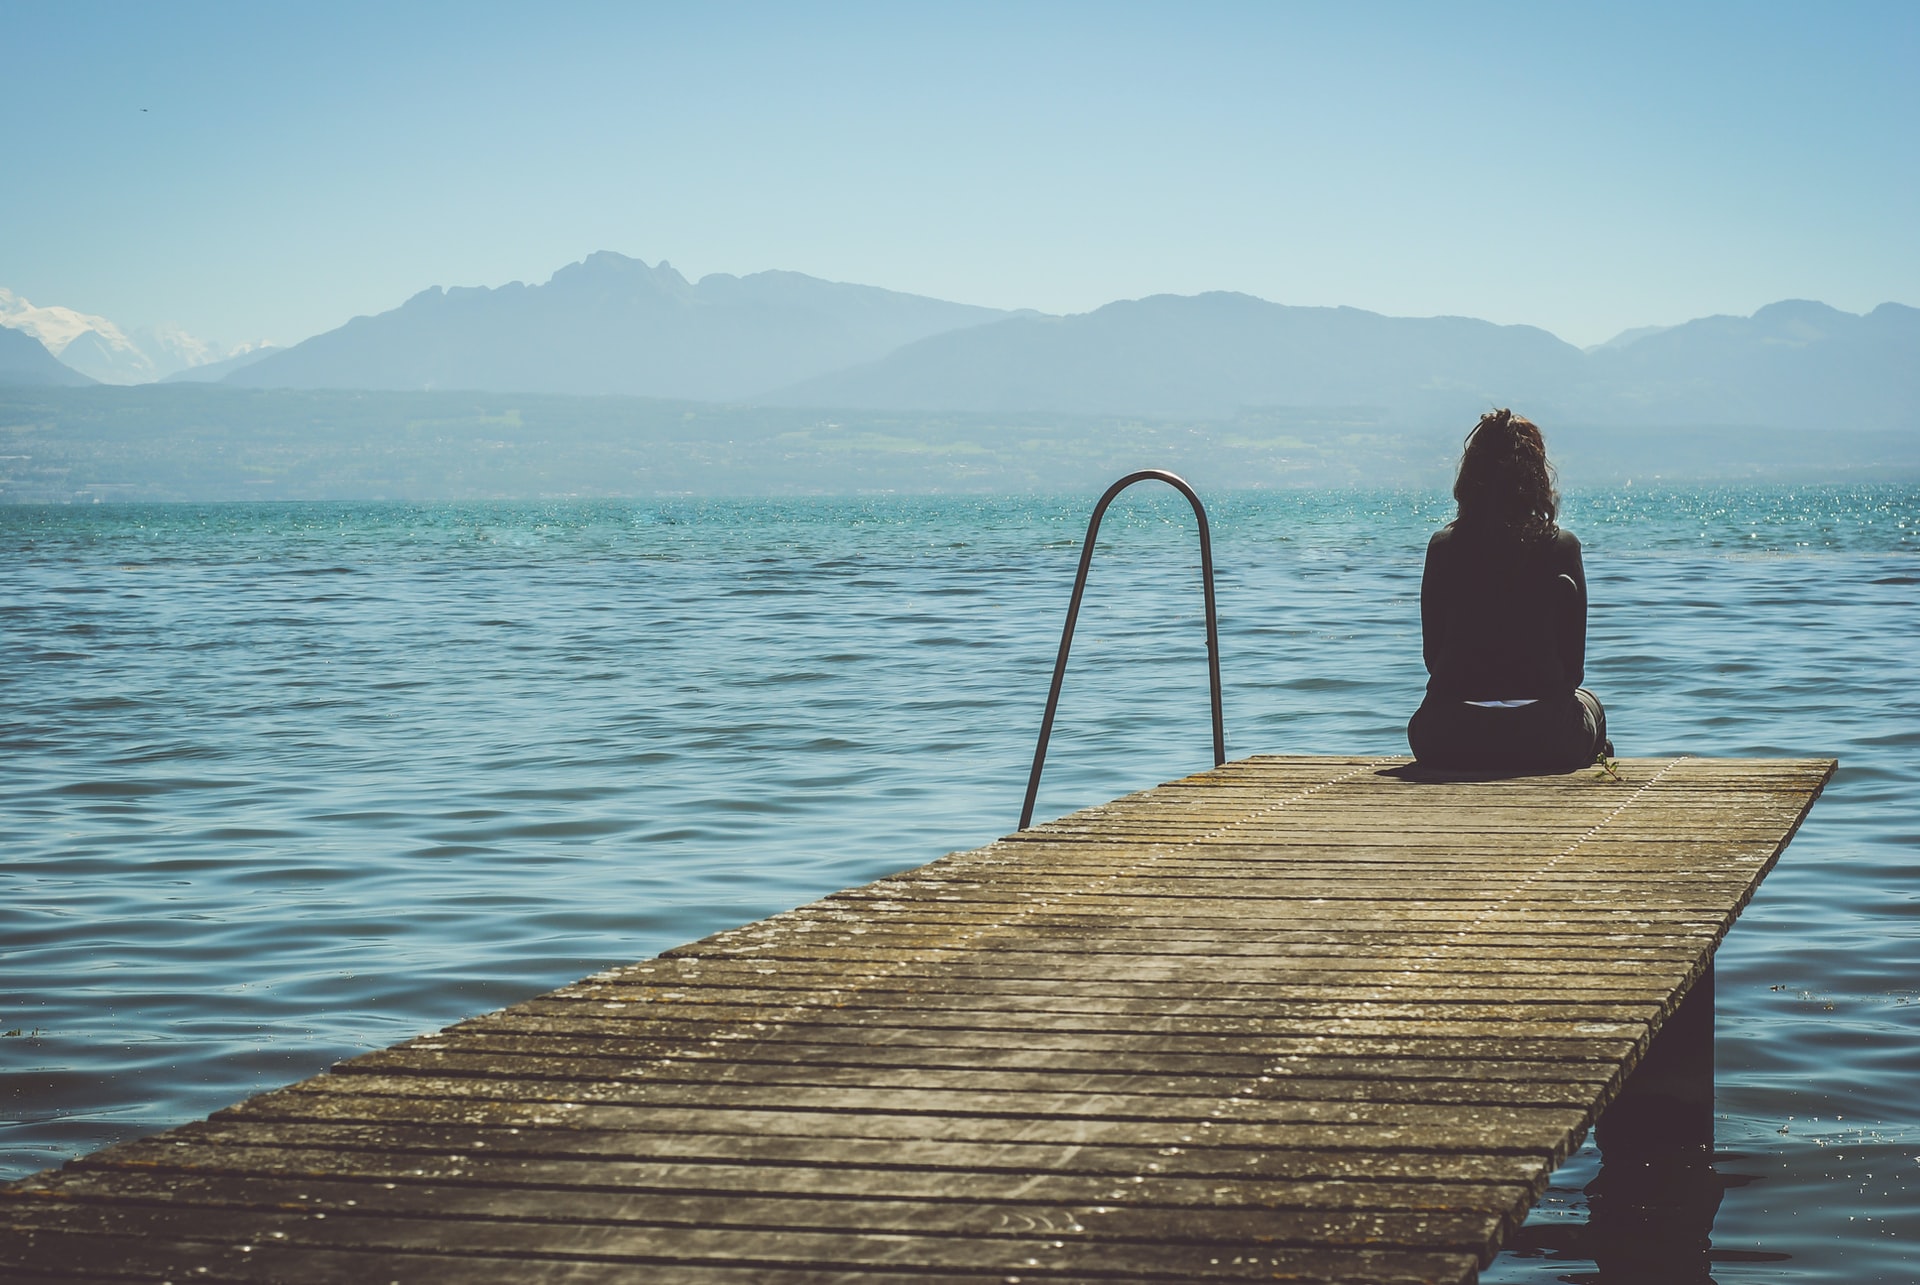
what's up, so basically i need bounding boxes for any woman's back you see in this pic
[1421,522,1586,702]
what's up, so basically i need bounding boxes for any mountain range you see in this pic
[0,287,272,384]
[777,293,1920,428]
[228,254,1920,429]
[771,293,1582,421]
[4,253,1915,431]
[227,252,1008,401]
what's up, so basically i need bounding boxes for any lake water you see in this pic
[3,486,1916,1281]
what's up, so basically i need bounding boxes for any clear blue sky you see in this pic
[4,0,1915,348]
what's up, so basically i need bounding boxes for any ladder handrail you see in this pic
[1019,469,1224,830]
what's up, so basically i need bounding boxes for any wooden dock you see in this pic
[2,754,1832,1284]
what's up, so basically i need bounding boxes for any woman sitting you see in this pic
[1408,409,1611,772]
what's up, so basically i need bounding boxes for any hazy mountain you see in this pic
[0,287,262,383]
[1586,324,1672,352]
[767,292,1586,422]
[0,287,159,382]
[0,324,95,386]
[769,295,1917,429]
[161,344,280,383]
[130,322,237,376]
[227,252,1010,399]
[1574,300,1920,428]
[53,326,165,383]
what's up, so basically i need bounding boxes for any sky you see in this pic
[3,0,1916,350]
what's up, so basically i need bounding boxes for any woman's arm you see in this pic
[1420,532,1446,678]
[1556,532,1587,690]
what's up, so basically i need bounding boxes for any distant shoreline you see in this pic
[3,386,1914,504]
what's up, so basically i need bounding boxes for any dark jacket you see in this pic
[1421,522,1586,701]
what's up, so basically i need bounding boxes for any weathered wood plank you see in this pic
[1,1204,1483,1282]
[359,1035,1632,1084]
[109,1118,1557,1184]
[329,1052,1614,1109]
[214,1085,1607,1159]
[51,1147,1535,1214]
[0,1228,1481,1285]
[17,1169,1521,1258]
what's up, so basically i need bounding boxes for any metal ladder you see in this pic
[1020,469,1225,830]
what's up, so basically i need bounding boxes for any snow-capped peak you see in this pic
[0,288,256,384]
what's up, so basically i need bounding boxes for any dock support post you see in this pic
[1587,962,1722,1278]
[1597,961,1715,1158]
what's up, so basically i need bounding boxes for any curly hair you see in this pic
[1452,409,1559,543]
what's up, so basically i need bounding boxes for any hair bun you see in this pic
[1454,409,1558,541]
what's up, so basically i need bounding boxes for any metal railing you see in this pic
[1019,469,1224,830]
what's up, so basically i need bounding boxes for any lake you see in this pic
[2,486,1915,1280]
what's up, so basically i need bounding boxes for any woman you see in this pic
[1408,409,1611,771]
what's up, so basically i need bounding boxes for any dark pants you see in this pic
[1408,688,1608,773]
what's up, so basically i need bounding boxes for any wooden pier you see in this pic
[2,754,1832,1283]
